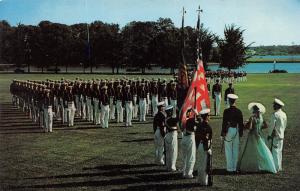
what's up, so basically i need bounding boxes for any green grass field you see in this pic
[0,74,300,191]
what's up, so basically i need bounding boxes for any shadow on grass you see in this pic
[27,168,166,180]
[121,138,153,143]
[111,183,202,191]
[19,172,184,189]
[83,163,157,171]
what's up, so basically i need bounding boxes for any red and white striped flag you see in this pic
[179,59,210,129]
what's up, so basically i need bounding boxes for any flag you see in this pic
[179,59,210,129]
[178,63,189,88]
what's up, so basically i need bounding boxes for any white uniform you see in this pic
[44,106,53,132]
[170,99,177,118]
[116,100,124,123]
[165,130,178,171]
[67,101,76,127]
[125,101,133,127]
[94,99,100,125]
[133,95,138,119]
[86,97,93,122]
[154,128,165,165]
[224,127,239,171]
[197,143,210,185]
[139,98,147,122]
[151,95,158,117]
[101,104,110,128]
[214,92,221,116]
[182,130,196,178]
[269,109,287,171]
[109,96,116,120]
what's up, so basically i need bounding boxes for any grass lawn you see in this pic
[0,73,300,191]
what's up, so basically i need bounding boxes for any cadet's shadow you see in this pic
[111,183,202,191]
[121,138,153,143]
[83,163,157,171]
[20,165,182,189]
[26,168,166,180]
[0,131,44,135]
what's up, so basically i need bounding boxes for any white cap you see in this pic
[199,108,210,115]
[248,102,266,114]
[227,94,239,100]
[157,101,165,107]
[274,98,284,107]
[165,105,174,111]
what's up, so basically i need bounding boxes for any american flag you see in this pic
[179,59,210,129]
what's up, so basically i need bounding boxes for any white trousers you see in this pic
[170,99,177,118]
[44,107,53,132]
[94,100,101,125]
[162,97,168,106]
[82,101,87,119]
[101,104,110,128]
[214,92,221,116]
[67,102,76,127]
[154,129,165,165]
[151,95,158,117]
[197,143,208,185]
[75,95,82,117]
[182,133,196,177]
[86,98,93,122]
[125,101,133,126]
[139,99,146,122]
[133,95,138,119]
[109,97,115,120]
[225,127,239,171]
[146,93,150,114]
[165,131,178,171]
[116,100,123,123]
[272,138,284,171]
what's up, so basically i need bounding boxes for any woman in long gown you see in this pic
[238,102,277,173]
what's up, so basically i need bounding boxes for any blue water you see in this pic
[208,63,300,73]
[251,55,300,59]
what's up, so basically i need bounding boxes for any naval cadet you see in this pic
[221,94,244,173]
[195,108,213,186]
[165,105,179,172]
[182,108,197,179]
[224,83,235,108]
[153,101,166,165]
[212,79,222,116]
[268,98,287,172]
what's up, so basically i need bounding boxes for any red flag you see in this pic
[179,59,210,129]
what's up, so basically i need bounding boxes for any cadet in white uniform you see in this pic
[153,101,166,165]
[124,85,133,127]
[182,109,197,179]
[268,98,287,172]
[165,105,178,172]
[221,94,244,173]
[195,108,213,186]
[100,86,110,128]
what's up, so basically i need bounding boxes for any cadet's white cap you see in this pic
[227,94,238,100]
[199,108,210,115]
[274,98,284,107]
[248,102,266,114]
[165,105,173,111]
[157,101,165,107]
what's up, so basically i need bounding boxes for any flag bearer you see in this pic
[195,108,213,186]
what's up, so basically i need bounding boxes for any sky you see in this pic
[0,0,299,46]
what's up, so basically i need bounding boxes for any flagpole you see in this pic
[85,0,92,73]
[181,7,186,65]
[196,5,203,61]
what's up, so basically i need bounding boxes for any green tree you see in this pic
[218,24,251,71]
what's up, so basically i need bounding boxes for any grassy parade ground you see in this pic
[0,73,300,191]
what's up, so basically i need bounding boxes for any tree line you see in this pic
[0,18,248,73]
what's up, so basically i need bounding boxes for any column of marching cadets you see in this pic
[9,78,183,132]
[9,73,247,133]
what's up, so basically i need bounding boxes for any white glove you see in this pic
[207,149,212,155]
